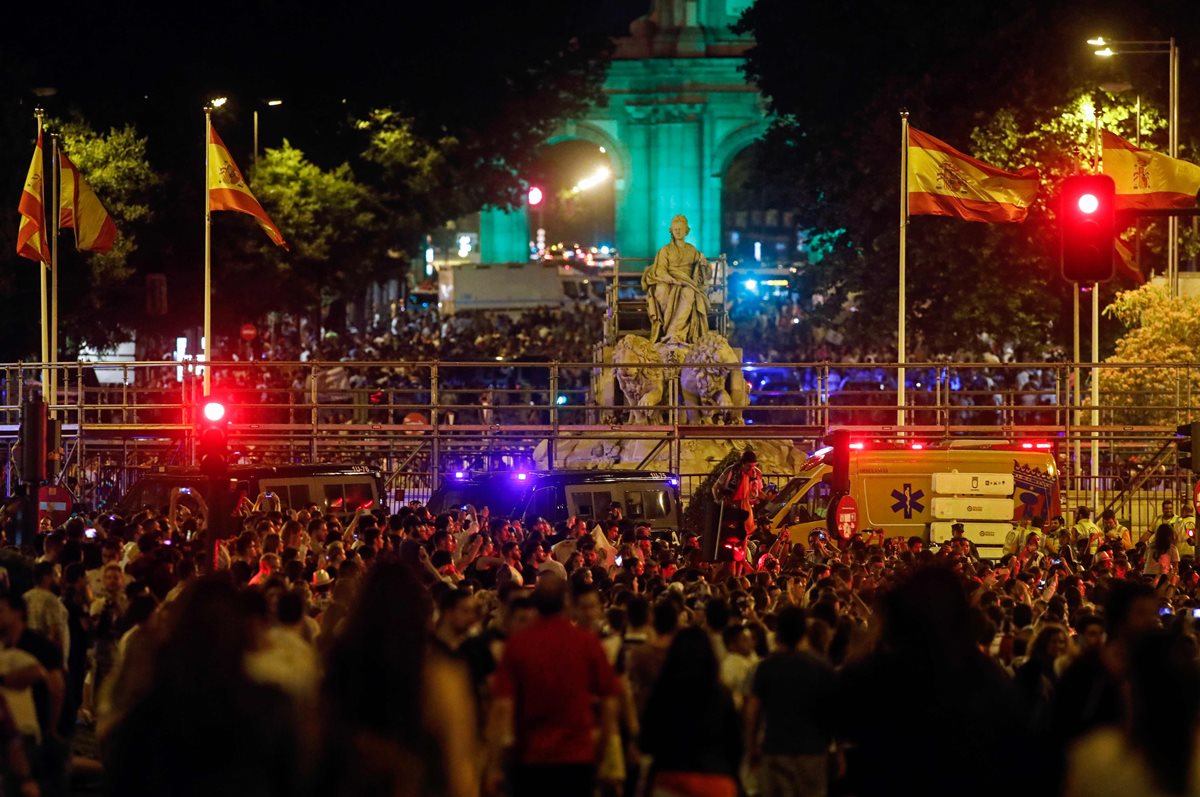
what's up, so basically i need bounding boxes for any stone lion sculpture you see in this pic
[680,331,747,424]
[613,335,665,424]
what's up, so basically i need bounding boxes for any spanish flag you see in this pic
[59,151,118,253]
[16,129,50,263]
[1113,234,1144,285]
[908,128,1040,223]
[1101,130,1200,211]
[208,125,288,250]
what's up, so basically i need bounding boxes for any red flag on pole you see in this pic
[16,129,50,262]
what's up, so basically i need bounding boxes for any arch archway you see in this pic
[527,139,617,254]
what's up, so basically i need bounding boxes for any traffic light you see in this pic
[1177,420,1200,472]
[197,399,229,477]
[1060,174,1116,283]
[825,429,851,493]
[19,399,47,484]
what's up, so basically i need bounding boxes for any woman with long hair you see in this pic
[1143,524,1179,577]
[640,626,741,797]
[320,560,478,797]
[102,576,304,797]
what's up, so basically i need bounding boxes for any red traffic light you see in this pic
[202,401,226,422]
[1077,193,1100,214]
[1060,174,1116,283]
[528,186,544,206]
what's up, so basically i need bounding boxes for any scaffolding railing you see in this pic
[1,358,1197,517]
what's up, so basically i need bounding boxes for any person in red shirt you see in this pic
[486,576,620,797]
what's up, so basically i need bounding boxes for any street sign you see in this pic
[828,494,859,540]
[931,472,1013,496]
[240,323,257,341]
[37,485,73,526]
[930,496,1012,521]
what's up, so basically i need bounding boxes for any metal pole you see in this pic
[1073,285,1081,502]
[204,108,213,396]
[253,110,259,179]
[898,111,909,428]
[1168,39,1179,295]
[34,110,49,399]
[1091,284,1100,511]
[50,133,60,414]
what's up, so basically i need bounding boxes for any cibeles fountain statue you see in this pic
[613,214,747,425]
[537,215,798,483]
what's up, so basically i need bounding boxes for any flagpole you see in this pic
[1091,282,1099,512]
[204,107,212,396]
[50,133,60,414]
[35,109,49,399]
[898,110,908,429]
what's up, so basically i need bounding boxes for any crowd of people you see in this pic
[0,479,1198,797]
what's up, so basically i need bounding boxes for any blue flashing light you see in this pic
[668,477,679,487]
[744,279,758,292]
[454,471,466,480]
[516,472,528,481]
[812,446,834,457]
[556,395,568,406]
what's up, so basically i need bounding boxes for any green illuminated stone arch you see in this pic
[480,0,768,263]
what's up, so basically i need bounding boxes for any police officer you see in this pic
[1142,499,1181,545]
[1099,509,1132,551]
[1071,506,1102,554]
[1176,503,1197,558]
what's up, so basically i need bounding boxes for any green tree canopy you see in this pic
[212,141,383,321]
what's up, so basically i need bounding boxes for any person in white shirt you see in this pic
[720,625,757,709]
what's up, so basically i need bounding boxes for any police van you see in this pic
[758,437,1060,558]
[427,469,681,531]
[117,464,385,516]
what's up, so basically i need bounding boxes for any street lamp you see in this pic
[253,99,284,177]
[1089,35,1180,293]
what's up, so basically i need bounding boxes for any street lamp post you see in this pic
[253,99,283,178]
[1090,36,1180,294]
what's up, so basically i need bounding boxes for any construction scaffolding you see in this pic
[0,358,1196,530]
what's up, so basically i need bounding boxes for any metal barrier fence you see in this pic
[1,359,1197,517]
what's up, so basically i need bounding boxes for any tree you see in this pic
[0,117,160,356]
[735,0,1198,360]
[212,141,383,321]
[1100,284,1200,425]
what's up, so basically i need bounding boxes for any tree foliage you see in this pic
[735,0,1198,360]
[1100,284,1200,425]
[212,142,383,320]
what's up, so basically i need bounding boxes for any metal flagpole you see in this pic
[1073,286,1081,503]
[35,109,49,398]
[898,111,909,428]
[1091,284,1100,511]
[50,133,60,414]
[1168,38,1179,295]
[204,107,212,396]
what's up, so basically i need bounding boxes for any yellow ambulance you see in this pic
[759,438,1060,556]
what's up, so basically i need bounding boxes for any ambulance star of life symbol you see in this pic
[936,161,970,194]
[1133,155,1151,190]
[890,483,925,519]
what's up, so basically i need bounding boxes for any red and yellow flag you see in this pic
[208,125,288,250]
[59,151,118,253]
[16,129,50,263]
[908,127,1040,223]
[1113,235,1145,285]
[1101,130,1200,211]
